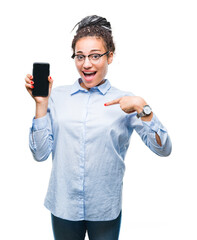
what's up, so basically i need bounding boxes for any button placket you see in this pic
[79,91,91,218]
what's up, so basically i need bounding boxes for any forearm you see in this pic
[105,95,170,154]
[29,114,53,161]
[139,114,172,157]
[35,101,48,119]
[149,130,171,156]
[141,113,162,146]
[128,111,172,157]
[134,101,162,146]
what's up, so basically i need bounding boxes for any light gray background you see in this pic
[0,0,196,239]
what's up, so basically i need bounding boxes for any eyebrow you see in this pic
[76,49,101,54]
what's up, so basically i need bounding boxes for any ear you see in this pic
[107,52,114,65]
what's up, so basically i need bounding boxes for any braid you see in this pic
[71,15,115,54]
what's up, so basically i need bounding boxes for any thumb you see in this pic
[48,76,53,94]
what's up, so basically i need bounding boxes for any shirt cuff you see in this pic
[32,115,48,131]
[142,113,167,133]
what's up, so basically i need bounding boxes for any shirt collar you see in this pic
[70,78,111,95]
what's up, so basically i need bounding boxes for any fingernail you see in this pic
[49,76,52,79]
[31,85,34,88]
[30,81,34,84]
[104,103,107,106]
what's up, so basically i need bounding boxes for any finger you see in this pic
[25,77,34,84]
[48,76,53,82]
[26,74,33,80]
[48,76,53,88]
[104,98,121,106]
[25,83,34,97]
[25,83,34,90]
[48,76,53,96]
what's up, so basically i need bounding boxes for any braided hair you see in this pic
[71,15,115,56]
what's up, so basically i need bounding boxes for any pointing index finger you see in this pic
[104,98,121,106]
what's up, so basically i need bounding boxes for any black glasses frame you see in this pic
[71,51,110,60]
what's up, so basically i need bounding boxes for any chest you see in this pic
[51,92,128,134]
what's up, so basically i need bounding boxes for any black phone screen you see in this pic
[32,62,50,97]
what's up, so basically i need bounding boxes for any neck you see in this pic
[80,79,106,90]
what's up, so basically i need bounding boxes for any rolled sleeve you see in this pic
[127,112,172,157]
[29,110,53,162]
[32,115,48,131]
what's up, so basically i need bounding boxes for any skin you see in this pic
[74,37,113,90]
[25,36,162,146]
[25,75,53,119]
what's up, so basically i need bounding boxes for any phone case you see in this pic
[32,62,50,97]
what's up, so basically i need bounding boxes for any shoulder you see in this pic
[50,85,72,97]
[48,85,72,105]
[52,85,71,94]
[108,84,135,97]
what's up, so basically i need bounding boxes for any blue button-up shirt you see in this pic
[29,79,172,221]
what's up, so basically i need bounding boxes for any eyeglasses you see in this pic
[71,51,110,64]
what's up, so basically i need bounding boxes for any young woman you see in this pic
[25,15,172,240]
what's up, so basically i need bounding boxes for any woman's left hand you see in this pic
[104,96,147,114]
[104,96,161,144]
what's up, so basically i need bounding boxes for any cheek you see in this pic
[75,63,81,73]
[100,63,108,76]
[98,60,108,71]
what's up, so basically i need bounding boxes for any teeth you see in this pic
[84,72,95,75]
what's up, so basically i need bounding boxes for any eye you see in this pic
[76,55,85,61]
[90,54,100,60]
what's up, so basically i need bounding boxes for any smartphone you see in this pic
[32,62,50,97]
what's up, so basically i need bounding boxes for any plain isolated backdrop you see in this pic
[0,0,196,239]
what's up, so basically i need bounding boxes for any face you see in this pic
[74,37,113,90]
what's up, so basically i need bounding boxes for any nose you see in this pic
[83,56,93,68]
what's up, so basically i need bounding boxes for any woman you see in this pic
[25,15,172,240]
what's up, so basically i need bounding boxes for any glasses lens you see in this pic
[89,54,100,62]
[76,55,85,61]
[74,52,108,64]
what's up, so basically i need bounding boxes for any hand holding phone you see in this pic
[25,62,53,118]
[32,62,50,97]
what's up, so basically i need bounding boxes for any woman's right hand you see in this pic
[25,74,53,118]
[25,74,53,104]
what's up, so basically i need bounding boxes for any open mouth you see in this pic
[82,71,97,81]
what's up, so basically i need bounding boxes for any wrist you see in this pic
[136,103,152,121]
[35,102,48,119]
[141,112,153,122]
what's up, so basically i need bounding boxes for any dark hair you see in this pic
[71,15,115,57]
